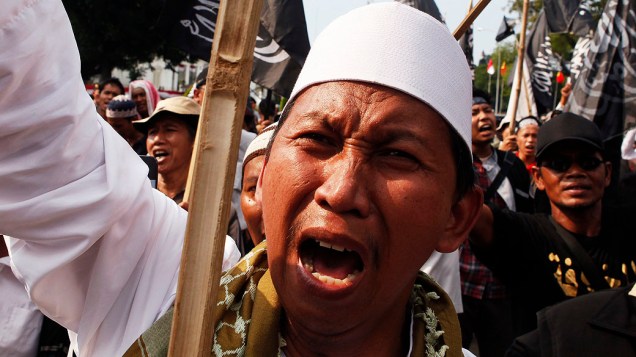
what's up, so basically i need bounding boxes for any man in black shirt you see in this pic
[471,113,636,336]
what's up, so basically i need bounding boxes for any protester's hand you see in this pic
[499,134,518,152]
[621,127,636,161]
[179,201,189,212]
[559,83,572,106]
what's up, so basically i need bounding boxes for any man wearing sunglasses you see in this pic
[470,113,636,340]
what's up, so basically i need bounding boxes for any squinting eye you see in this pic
[303,133,326,141]
[299,132,333,145]
[378,149,421,171]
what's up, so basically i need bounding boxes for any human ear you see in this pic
[255,157,267,205]
[532,167,545,191]
[435,185,483,253]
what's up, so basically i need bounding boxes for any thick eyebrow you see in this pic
[290,110,335,128]
[243,176,259,184]
[372,128,431,148]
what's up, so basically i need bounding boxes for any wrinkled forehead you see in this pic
[284,81,444,126]
[282,2,472,157]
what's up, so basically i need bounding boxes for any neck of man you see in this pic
[281,293,411,357]
[518,152,535,166]
[473,141,494,159]
[158,170,189,200]
[550,202,603,237]
[97,106,106,119]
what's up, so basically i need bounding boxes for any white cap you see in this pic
[287,2,472,154]
[243,122,278,170]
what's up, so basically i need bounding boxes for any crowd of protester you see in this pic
[2,2,636,357]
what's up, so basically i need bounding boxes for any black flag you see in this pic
[566,0,636,139]
[395,0,444,23]
[252,0,311,97]
[504,12,554,120]
[495,16,515,42]
[526,11,555,116]
[171,0,220,61]
[171,0,310,97]
[570,0,595,36]
[544,0,595,35]
[459,26,474,68]
[568,34,593,82]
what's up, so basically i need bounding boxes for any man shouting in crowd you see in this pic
[1,1,482,356]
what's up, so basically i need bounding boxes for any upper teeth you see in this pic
[318,240,346,252]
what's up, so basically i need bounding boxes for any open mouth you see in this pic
[152,150,169,162]
[299,239,364,287]
[478,124,493,132]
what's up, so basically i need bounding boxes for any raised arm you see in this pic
[470,204,496,247]
[0,1,238,355]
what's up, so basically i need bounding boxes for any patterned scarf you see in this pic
[124,242,462,357]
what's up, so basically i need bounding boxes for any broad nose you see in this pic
[477,110,492,121]
[314,151,371,218]
[563,160,588,177]
[148,129,166,144]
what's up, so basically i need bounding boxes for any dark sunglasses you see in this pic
[540,157,604,173]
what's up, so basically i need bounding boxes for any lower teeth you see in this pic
[311,271,358,286]
[302,257,359,286]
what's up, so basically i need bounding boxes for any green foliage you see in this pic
[62,0,189,82]
[550,33,576,62]
[508,0,544,24]
[474,43,517,114]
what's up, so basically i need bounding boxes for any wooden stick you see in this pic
[167,0,264,356]
[508,0,530,134]
[453,0,492,40]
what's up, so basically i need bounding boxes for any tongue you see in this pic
[313,246,360,280]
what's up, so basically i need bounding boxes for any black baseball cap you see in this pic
[536,112,604,161]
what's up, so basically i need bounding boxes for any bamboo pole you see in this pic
[453,0,491,40]
[508,0,530,134]
[167,0,264,356]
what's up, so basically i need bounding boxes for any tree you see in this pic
[62,0,189,82]
[474,43,517,113]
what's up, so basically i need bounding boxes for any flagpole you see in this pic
[508,0,530,133]
[167,0,264,355]
[453,0,491,40]
[495,52,501,113]
[553,74,559,109]
[501,66,507,114]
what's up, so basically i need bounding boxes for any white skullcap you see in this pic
[243,122,278,171]
[287,2,472,154]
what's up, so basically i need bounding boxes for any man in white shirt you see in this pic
[1,1,480,356]
[0,1,240,356]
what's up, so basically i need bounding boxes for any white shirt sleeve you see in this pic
[420,250,463,313]
[0,257,44,357]
[0,1,240,356]
[621,127,636,160]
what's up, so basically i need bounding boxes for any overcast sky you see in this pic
[302,0,516,64]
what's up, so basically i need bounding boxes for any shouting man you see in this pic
[1,2,482,356]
